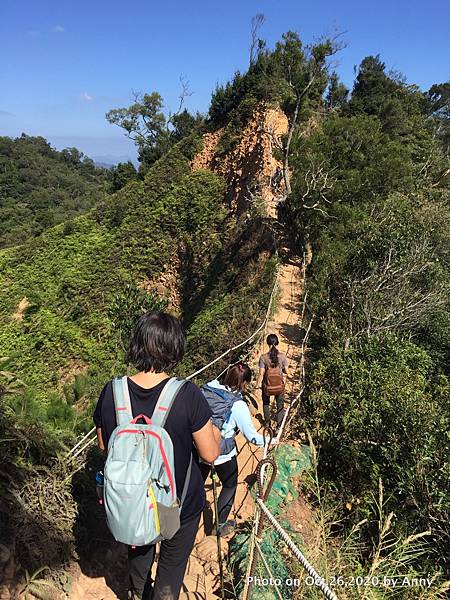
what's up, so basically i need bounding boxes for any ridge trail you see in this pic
[179,201,305,599]
[69,108,305,600]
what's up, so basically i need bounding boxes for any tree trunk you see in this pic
[283,98,300,197]
[282,75,315,198]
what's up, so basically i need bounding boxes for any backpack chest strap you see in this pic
[152,377,192,510]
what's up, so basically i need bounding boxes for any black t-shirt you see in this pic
[93,377,212,521]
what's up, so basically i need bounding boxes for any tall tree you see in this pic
[274,32,343,195]
[106,84,203,169]
[106,92,169,167]
[326,73,349,110]
[111,161,138,192]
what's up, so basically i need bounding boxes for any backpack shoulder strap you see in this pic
[151,377,192,510]
[112,376,133,426]
[179,454,193,509]
[151,377,187,428]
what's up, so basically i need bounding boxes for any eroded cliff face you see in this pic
[192,105,289,214]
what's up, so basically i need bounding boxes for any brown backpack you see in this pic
[263,364,285,396]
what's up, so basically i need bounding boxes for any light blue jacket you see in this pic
[203,379,265,466]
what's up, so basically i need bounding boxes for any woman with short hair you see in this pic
[94,311,220,600]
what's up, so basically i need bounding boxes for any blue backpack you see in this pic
[201,383,240,455]
[103,377,192,546]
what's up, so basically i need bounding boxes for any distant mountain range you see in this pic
[92,154,138,168]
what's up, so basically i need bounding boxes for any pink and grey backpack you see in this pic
[103,376,191,546]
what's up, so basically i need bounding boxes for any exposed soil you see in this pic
[11,297,31,321]
[192,105,288,214]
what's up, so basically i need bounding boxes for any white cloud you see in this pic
[53,25,65,33]
[81,92,94,102]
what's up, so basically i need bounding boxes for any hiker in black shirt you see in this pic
[93,312,220,600]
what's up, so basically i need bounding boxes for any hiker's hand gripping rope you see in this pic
[263,425,274,460]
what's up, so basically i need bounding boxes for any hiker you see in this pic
[199,363,267,537]
[93,311,220,600]
[255,334,288,430]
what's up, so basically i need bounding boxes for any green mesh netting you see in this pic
[228,444,312,599]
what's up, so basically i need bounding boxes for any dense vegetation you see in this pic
[0,27,449,597]
[286,56,450,581]
[0,128,275,585]
[0,135,110,247]
[209,31,335,159]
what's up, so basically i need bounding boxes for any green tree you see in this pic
[111,161,138,192]
[106,89,204,170]
[273,31,343,194]
[325,72,349,110]
[106,92,169,167]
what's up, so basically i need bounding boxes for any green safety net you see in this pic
[228,443,312,599]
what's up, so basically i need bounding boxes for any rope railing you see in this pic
[64,192,327,599]
[255,496,339,600]
[253,539,284,600]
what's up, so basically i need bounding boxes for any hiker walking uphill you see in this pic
[256,334,288,430]
[93,311,220,600]
[199,363,268,537]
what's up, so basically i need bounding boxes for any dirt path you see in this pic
[180,214,304,598]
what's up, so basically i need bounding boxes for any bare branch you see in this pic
[342,240,447,340]
[176,74,193,115]
[250,13,266,65]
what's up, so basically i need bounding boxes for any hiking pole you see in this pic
[211,464,225,600]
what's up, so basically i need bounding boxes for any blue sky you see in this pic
[1,0,449,162]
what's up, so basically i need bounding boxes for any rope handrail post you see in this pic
[242,458,277,600]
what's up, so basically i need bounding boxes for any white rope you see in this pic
[65,428,98,457]
[254,539,285,600]
[68,427,96,452]
[70,435,97,460]
[242,515,259,600]
[272,268,313,445]
[256,497,339,600]
[249,249,313,599]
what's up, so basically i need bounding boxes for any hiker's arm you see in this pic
[255,367,265,389]
[96,427,106,452]
[233,401,264,446]
[192,420,220,463]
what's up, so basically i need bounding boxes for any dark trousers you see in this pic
[128,512,201,600]
[262,392,285,427]
[199,457,238,525]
